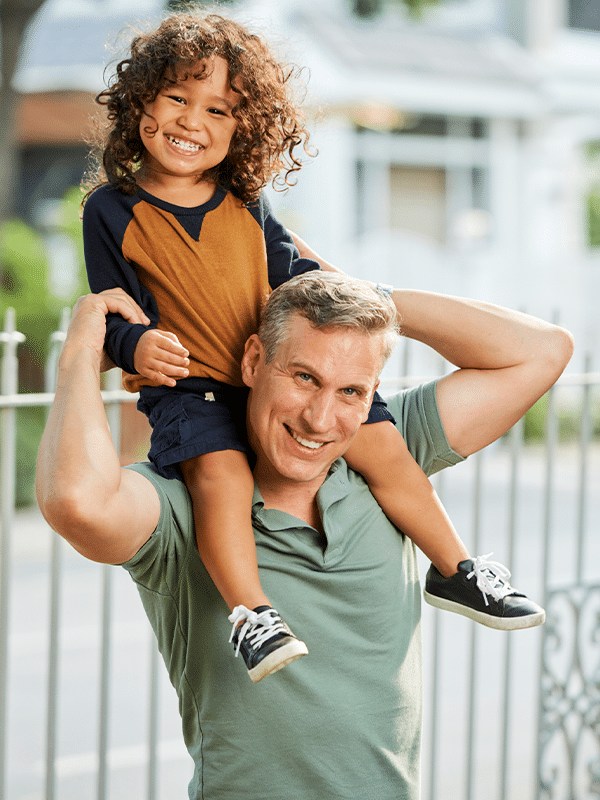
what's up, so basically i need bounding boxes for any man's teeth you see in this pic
[291,430,324,450]
[167,136,202,152]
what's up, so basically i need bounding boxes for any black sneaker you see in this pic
[228,605,308,683]
[423,554,546,630]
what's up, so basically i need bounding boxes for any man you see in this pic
[36,272,573,799]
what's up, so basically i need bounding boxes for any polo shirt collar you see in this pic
[251,459,353,532]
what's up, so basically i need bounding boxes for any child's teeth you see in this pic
[169,136,201,151]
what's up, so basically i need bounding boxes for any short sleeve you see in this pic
[119,463,194,592]
[384,379,466,477]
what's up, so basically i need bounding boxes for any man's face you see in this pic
[241,314,383,491]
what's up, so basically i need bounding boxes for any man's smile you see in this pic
[285,425,327,450]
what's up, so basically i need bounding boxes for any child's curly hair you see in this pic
[84,12,314,205]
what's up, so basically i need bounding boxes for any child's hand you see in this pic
[134,329,190,387]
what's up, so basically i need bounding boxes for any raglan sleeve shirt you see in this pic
[82,185,320,377]
[83,186,160,375]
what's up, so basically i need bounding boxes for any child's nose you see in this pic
[178,106,203,131]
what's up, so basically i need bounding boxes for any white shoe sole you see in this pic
[423,591,546,630]
[248,640,309,683]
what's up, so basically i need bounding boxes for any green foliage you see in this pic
[1,187,87,376]
[522,393,600,443]
[522,395,548,441]
[400,0,441,16]
[1,217,56,372]
[0,186,87,504]
[353,0,441,18]
[588,186,600,247]
[15,407,46,506]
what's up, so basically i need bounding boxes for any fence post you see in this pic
[0,308,26,799]
[44,308,70,800]
[97,367,122,800]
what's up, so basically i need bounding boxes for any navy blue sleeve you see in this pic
[83,186,158,374]
[247,193,320,289]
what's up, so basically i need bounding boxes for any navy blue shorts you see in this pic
[138,377,395,480]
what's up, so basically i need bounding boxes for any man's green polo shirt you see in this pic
[123,379,464,799]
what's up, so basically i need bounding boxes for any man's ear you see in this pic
[241,334,263,388]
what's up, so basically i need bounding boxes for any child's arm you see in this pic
[82,188,159,374]
[286,229,345,274]
[256,195,323,287]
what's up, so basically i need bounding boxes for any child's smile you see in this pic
[138,56,238,198]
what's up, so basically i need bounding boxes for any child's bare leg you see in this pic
[346,421,546,630]
[180,449,269,611]
[181,449,308,681]
[345,421,469,578]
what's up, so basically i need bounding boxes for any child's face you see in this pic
[139,56,238,182]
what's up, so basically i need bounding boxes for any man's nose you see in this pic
[302,391,336,433]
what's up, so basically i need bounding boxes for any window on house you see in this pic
[19,144,88,224]
[568,0,600,32]
[352,0,384,17]
[389,166,447,243]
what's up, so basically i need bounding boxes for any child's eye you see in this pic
[167,95,185,104]
[208,108,226,116]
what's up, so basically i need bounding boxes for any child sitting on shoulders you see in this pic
[82,12,545,684]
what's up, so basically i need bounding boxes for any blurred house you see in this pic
[13,0,164,224]
[13,0,600,369]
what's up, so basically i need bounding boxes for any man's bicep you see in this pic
[70,468,162,565]
[435,364,543,458]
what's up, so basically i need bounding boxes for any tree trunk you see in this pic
[0,0,46,222]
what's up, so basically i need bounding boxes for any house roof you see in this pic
[12,1,600,120]
[13,2,163,93]
[292,10,546,118]
[297,11,536,85]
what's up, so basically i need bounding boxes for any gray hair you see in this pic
[258,272,399,370]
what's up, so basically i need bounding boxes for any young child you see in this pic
[82,12,545,683]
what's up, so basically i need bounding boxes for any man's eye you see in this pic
[342,388,358,397]
[297,373,312,382]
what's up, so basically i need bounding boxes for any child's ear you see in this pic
[241,334,263,388]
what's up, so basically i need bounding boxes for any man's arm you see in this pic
[274,235,573,457]
[391,289,574,457]
[36,290,162,564]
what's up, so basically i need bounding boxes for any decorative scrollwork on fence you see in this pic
[538,584,600,799]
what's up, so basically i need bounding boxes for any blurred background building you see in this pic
[3,3,600,798]
[10,0,600,377]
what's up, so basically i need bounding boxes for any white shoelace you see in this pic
[228,606,288,657]
[467,554,514,606]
